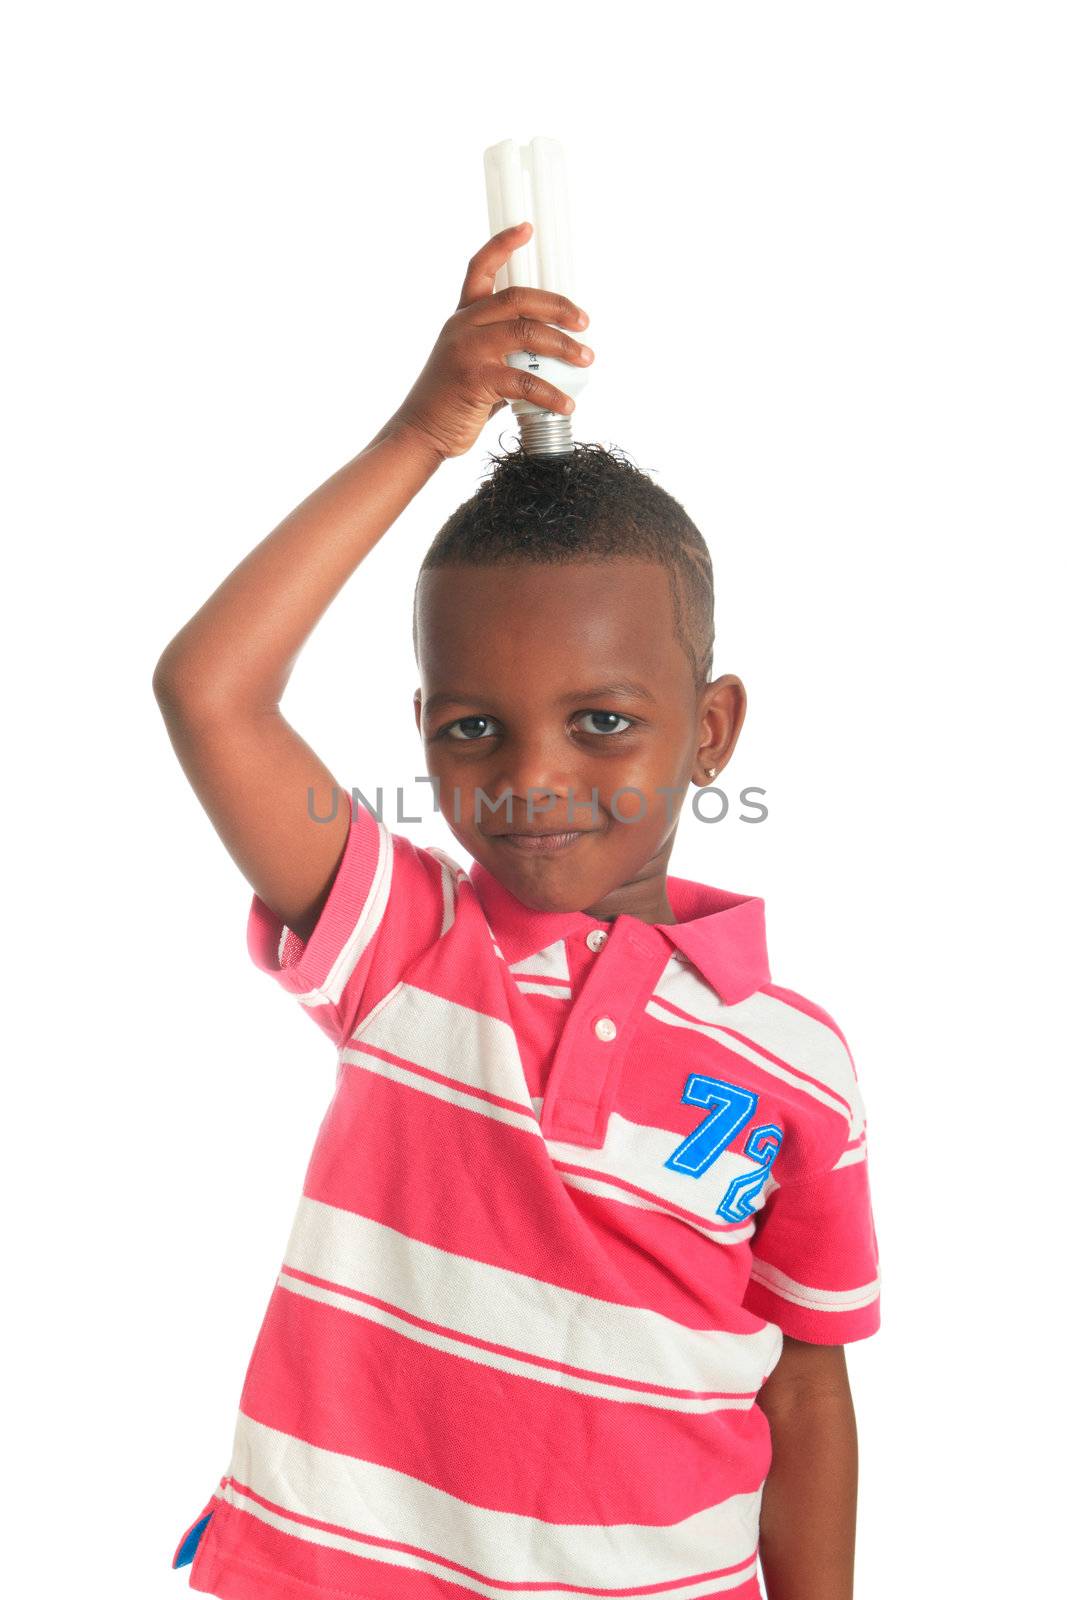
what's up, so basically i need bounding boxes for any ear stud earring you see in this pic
[704,766,717,781]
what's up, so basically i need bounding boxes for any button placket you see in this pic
[539,920,669,1147]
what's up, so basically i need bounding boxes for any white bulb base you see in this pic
[516,410,575,456]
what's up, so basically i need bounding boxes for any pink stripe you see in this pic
[303,1073,757,1326]
[562,1183,766,1338]
[239,1289,772,1523]
[553,1159,752,1238]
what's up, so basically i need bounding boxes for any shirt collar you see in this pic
[467,861,771,1006]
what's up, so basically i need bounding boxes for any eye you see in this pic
[443,715,499,741]
[575,711,634,736]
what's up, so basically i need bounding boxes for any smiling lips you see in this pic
[493,830,588,854]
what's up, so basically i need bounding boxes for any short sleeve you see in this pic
[742,1055,882,1344]
[246,789,450,1049]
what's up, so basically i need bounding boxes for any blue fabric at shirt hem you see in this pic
[174,1511,214,1568]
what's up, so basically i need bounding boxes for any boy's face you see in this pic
[413,559,745,918]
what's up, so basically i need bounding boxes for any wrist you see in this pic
[371,415,448,472]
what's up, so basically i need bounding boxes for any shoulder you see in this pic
[729,979,866,1141]
[370,828,474,953]
[756,981,856,1059]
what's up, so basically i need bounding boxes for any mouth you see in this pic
[491,830,590,855]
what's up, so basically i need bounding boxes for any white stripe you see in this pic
[534,1094,751,1241]
[749,1259,881,1312]
[546,1110,775,1234]
[223,1412,763,1597]
[426,845,467,883]
[556,1168,757,1248]
[350,982,530,1104]
[833,1136,868,1171]
[515,980,573,999]
[650,954,728,1015]
[277,1268,750,1413]
[426,845,468,937]
[294,814,395,1012]
[281,1196,776,1405]
[646,995,864,1138]
[752,1131,867,1202]
[508,939,570,984]
[440,857,457,935]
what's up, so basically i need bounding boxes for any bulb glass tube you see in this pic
[483,136,588,455]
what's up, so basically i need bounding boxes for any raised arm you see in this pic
[152,222,592,943]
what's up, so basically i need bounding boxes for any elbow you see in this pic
[151,644,221,723]
[152,643,196,715]
[152,646,277,726]
[152,649,181,712]
[759,1336,853,1419]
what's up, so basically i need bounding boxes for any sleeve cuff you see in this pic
[245,793,391,1040]
[743,1262,882,1344]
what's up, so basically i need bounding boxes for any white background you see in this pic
[5,3,1064,1595]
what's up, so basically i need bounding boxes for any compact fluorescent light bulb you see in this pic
[483,136,588,456]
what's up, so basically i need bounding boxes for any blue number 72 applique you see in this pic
[664,1072,783,1221]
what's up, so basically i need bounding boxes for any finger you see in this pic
[457,222,533,311]
[475,361,576,417]
[488,316,594,370]
[466,281,588,331]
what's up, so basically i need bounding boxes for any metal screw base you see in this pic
[517,409,575,456]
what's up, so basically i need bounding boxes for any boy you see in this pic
[155,220,880,1600]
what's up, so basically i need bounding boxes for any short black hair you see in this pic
[413,441,714,691]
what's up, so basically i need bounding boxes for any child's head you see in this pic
[412,442,745,912]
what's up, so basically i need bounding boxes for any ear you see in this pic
[690,674,747,786]
[413,686,423,735]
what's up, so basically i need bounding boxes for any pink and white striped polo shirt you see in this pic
[172,790,881,1600]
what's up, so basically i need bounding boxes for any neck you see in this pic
[584,873,676,926]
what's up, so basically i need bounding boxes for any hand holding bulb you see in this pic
[388,221,594,465]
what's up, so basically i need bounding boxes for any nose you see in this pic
[484,738,588,830]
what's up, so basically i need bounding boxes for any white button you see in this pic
[594,1016,617,1041]
[586,929,608,952]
